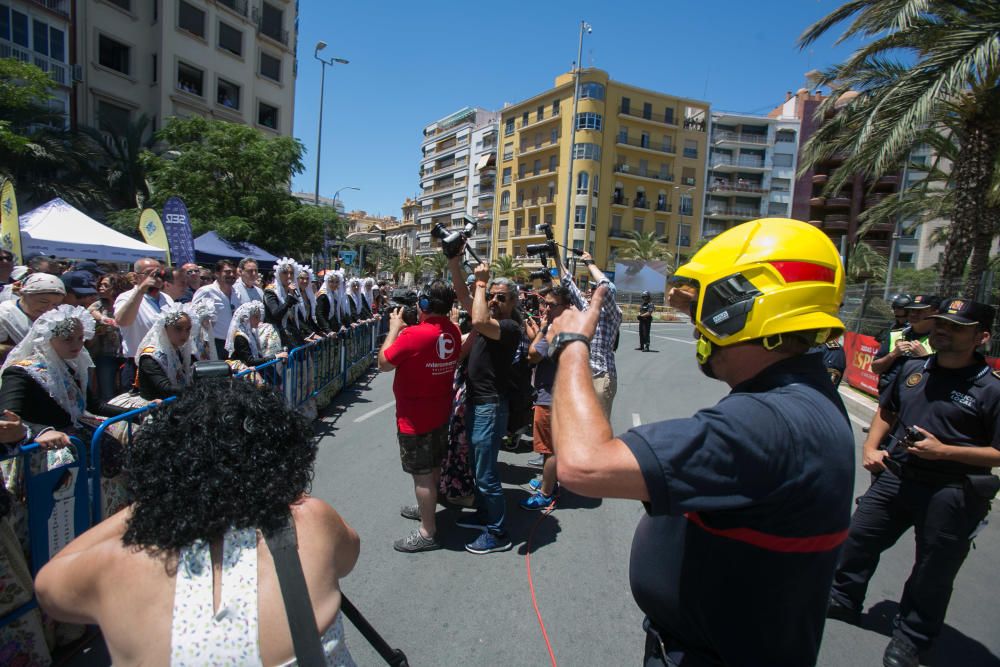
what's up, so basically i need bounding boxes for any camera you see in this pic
[389,288,419,326]
[902,426,925,447]
[431,215,478,259]
[528,269,552,282]
[193,360,234,381]
[538,222,555,241]
[526,241,557,257]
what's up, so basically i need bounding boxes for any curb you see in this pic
[839,385,877,428]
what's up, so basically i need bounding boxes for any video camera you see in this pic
[527,223,584,260]
[431,215,483,264]
[389,288,420,326]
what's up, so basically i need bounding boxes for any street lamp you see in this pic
[328,186,359,270]
[560,20,592,268]
[313,41,349,212]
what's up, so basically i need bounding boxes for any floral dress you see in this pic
[438,364,476,505]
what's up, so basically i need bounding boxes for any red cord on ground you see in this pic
[525,504,558,667]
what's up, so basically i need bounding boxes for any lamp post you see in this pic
[313,41,349,209]
[560,20,592,268]
[328,186,359,270]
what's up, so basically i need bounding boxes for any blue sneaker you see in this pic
[455,514,488,531]
[528,478,559,495]
[520,492,556,511]
[465,531,513,554]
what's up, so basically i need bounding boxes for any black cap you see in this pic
[61,271,98,296]
[23,252,55,263]
[890,293,912,309]
[905,294,941,310]
[73,260,106,276]
[930,298,996,329]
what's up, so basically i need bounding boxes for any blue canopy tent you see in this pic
[193,231,279,269]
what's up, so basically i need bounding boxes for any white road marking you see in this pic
[354,401,396,423]
[621,329,696,345]
[632,413,642,427]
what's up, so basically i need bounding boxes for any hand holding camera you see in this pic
[473,263,491,285]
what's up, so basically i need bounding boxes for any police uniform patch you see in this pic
[905,372,923,387]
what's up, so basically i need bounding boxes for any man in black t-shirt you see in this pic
[450,256,521,554]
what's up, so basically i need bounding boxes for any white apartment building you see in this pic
[702,111,800,240]
[75,0,296,137]
[416,106,499,258]
[1,0,73,125]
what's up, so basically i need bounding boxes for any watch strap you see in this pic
[551,333,591,360]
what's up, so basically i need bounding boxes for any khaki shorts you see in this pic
[397,424,449,475]
[532,405,553,455]
[593,373,617,419]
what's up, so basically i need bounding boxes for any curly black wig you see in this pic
[122,379,316,552]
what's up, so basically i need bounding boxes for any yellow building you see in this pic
[491,68,709,282]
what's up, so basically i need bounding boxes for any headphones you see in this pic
[418,281,452,314]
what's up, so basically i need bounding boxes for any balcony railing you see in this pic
[617,136,675,155]
[710,155,765,169]
[518,136,559,154]
[1,42,68,85]
[28,0,69,16]
[518,112,559,131]
[711,131,769,146]
[618,107,678,126]
[683,148,699,159]
[707,207,758,219]
[611,195,630,206]
[422,180,465,196]
[708,182,767,195]
[655,203,672,213]
[613,164,674,183]
[516,196,555,207]
[683,118,707,132]
[634,198,650,210]
[216,0,248,17]
[515,166,558,181]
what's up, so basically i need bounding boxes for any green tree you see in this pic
[79,114,156,210]
[619,231,673,263]
[426,254,450,280]
[400,255,427,285]
[846,240,888,282]
[0,58,55,156]
[798,0,1000,298]
[491,254,526,281]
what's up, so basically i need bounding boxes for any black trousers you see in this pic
[639,318,652,349]
[830,471,988,650]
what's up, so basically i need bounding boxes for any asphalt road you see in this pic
[309,321,1000,667]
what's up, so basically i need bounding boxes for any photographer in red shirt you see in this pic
[378,281,462,553]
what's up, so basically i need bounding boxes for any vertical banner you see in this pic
[139,208,171,265]
[0,179,23,264]
[843,331,881,396]
[162,196,196,266]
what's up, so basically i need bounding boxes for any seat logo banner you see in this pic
[139,208,170,264]
[843,331,880,395]
[162,196,196,266]
[0,179,22,264]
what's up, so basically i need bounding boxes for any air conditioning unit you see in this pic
[72,63,83,83]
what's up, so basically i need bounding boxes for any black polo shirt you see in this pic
[881,355,1000,476]
[466,318,520,402]
[621,353,855,666]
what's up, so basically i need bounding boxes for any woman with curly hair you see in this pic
[35,380,360,666]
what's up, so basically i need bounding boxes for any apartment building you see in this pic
[74,0,296,137]
[416,106,499,258]
[292,191,346,214]
[385,197,418,257]
[491,68,709,278]
[703,111,800,240]
[1,0,73,125]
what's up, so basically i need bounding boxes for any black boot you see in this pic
[883,637,920,667]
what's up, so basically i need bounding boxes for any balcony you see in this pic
[610,195,631,207]
[617,136,675,155]
[1,42,68,86]
[709,155,765,171]
[711,131,770,146]
[823,214,849,229]
[875,175,899,188]
[216,0,249,17]
[613,164,674,184]
[425,158,468,178]
[519,196,555,207]
[812,173,828,185]
[518,112,559,131]
[422,179,465,197]
[826,196,851,208]
[683,118,707,132]
[706,207,758,221]
[518,136,559,155]
[257,18,289,47]
[515,166,558,182]
[655,203,672,213]
[609,229,631,239]
[864,194,888,208]
[634,198,650,210]
[28,0,69,16]
[683,148,699,159]
[809,197,826,207]
[708,181,766,196]
[618,107,679,127]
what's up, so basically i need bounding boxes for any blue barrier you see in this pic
[0,436,88,629]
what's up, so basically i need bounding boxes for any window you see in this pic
[0,7,9,42]
[773,153,793,168]
[682,167,696,187]
[611,214,622,232]
[8,8,27,47]
[679,195,693,216]
[98,100,130,132]
[503,142,513,160]
[177,62,203,95]
[575,112,602,131]
[500,191,510,211]
[548,155,557,172]
[634,217,644,234]
[655,221,666,237]
[618,128,628,144]
[572,143,601,161]
[640,132,649,148]
[32,19,47,55]
[258,101,278,129]
[259,2,284,43]
[260,51,281,81]
[98,35,130,75]
[664,107,675,125]
[683,139,698,159]
[532,159,541,174]
[776,129,796,143]
[621,97,630,114]
[574,206,587,229]
[178,1,205,38]
[767,202,788,216]
[643,102,652,120]
[552,100,559,115]
[153,0,158,21]
[579,82,605,100]
[536,105,544,121]
[771,177,791,192]
[573,240,584,251]
[522,111,529,126]
[218,21,243,56]
[498,247,507,256]
[677,222,691,246]
[518,164,526,179]
[576,171,589,195]
[505,118,515,135]
[592,174,599,196]
[502,167,511,185]
[899,252,914,264]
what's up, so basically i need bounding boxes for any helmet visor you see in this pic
[698,273,762,339]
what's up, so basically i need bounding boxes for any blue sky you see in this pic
[291,0,862,218]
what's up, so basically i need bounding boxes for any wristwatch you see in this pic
[550,332,591,360]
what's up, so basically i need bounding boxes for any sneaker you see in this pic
[520,491,556,511]
[465,531,513,554]
[455,514,488,531]
[400,504,420,521]
[526,454,544,468]
[826,597,861,625]
[527,478,559,495]
[883,637,920,667]
[393,529,441,553]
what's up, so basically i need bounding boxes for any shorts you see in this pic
[397,423,449,475]
[593,373,617,419]
[532,405,553,455]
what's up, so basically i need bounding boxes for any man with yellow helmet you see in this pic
[550,218,855,665]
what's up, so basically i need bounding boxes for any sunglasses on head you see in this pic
[488,292,507,303]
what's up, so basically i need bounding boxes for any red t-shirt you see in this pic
[383,315,461,435]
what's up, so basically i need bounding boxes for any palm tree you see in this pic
[80,114,156,210]
[798,0,1000,298]
[426,254,450,281]
[491,254,526,281]
[619,231,673,263]
[846,240,888,282]
[400,255,427,286]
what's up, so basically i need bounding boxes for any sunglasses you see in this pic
[200,276,213,283]
[488,292,507,303]
[185,269,200,275]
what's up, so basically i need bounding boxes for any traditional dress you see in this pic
[187,298,218,362]
[263,257,303,350]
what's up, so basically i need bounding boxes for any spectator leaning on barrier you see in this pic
[548,218,855,665]
[263,257,302,350]
[113,257,174,387]
[378,281,462,553]
[225,300,288,369]
[317,270,348,335]
[554,250,623,418]
[35,380,360,666]
[295,264,323,341]
[134,304,196,402]
[192,259,241,359]
[828,298,1000,667]
[449,255,521,555]
[0,273,66,363]
[871,294,940,396]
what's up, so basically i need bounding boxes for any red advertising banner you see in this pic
[843,331,881,396]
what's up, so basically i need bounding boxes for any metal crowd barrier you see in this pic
[282,322,379,407]
[0,437,88,629]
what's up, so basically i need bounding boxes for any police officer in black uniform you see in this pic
[549,219,855,666]
[871,294,940,396]
[636,290,654,351]
[811,337,847,386]
[828,298,1000,667]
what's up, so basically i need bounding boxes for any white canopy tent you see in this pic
[19,198,167,263]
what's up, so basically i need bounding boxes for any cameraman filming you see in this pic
[449,253,521,555]
[378,281,461,553]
